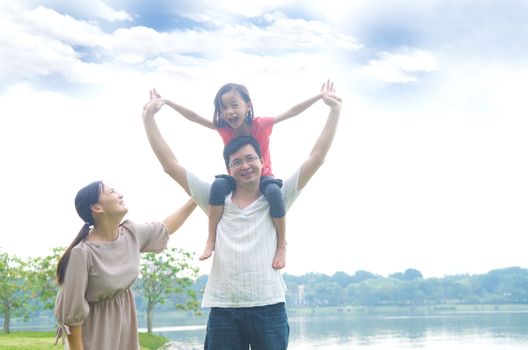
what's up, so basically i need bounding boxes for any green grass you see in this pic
[0,331,169,350]
[139,332,170,350]
[0,331,56,350]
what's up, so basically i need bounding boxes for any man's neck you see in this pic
[232,183,261,209]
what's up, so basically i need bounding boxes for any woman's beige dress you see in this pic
[54,220,169,350]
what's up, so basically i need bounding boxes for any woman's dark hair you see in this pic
[56,181,102,285]
[213,83,254,128]
[223,136,262,168]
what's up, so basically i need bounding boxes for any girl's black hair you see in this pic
[56,181,102,285]
[213,83,254,128]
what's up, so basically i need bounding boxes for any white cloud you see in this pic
[171,0,289,23]
[361,50,438,83]
[86,0,131,22]
[0,5,115,85]
[1,5,358,87]
[21,0,131,22]
[260,16,361,51]
[207,0,288,18]
[115,54,145,64]
[24,6,112,47]
[0,19,78,83]
[110,17,359,58]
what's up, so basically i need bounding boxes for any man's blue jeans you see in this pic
[204,302,289,350]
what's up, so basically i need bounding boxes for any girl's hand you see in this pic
[149,88,162,99]
[321,80,342,109]
[321,79,334,96]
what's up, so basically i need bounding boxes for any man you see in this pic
[142,81,341,350]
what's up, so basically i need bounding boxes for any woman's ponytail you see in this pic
[56,223,91,284]
[56,181,102,285]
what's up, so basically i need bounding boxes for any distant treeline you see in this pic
[281,267,528,307]
[5,265,528,330]
[141,266,528,311]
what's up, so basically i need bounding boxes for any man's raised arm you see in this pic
[297,82,342,191]
[142,96,191,194]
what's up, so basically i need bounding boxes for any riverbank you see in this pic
[164,341,202,350]
[4,304,528,349]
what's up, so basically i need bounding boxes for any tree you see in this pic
[390,268,423,281]
[0,250,31,333]
[351,270,379,283]
[26,247,63,311]
[403,268,423,281]
[332,271,353,288]
[133,248,199,334]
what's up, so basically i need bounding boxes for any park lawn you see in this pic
[0,331,169,350]
[0,331,56,350]
[139,332,171,349]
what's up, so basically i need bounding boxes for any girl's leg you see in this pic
[202,175,235,261]
[201,206,221,261]
[272,217,286,270]
[261,177,286,269]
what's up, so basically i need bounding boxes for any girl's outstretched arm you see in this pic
[274,81,331,124]
[152,89,216,130]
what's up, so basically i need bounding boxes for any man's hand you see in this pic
[322,93,342,110]
[142,89,166,118]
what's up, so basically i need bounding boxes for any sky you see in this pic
[1,0,527,279]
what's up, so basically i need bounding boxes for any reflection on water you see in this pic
[288,309,528,349]
[154,309,528,349]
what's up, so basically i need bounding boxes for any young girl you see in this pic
[151,81,330,269]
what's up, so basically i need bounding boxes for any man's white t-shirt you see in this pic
[187,169,301,308]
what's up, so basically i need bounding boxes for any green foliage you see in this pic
[351,270,381,283]
[26,248,63,311]
[0,250,32,333]
[284,267,528,307]
[1,247,201,337]
[0,248,63,333]
[133,247,199,333]
[390,268,423,281]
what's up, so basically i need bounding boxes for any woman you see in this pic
[54,181,196,349]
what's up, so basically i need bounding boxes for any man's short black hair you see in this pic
[223,136,262,168]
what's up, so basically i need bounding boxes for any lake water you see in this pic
[149,308,528,349]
